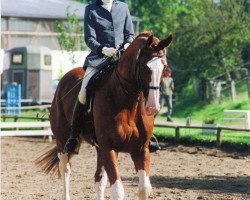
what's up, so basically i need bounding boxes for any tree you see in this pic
[56,6,87,65]
[73,0,250,101]
[177,1,249,75]
[172,0,250,101]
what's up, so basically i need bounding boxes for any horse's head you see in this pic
[138,33,173,115]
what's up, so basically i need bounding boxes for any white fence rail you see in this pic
[1,121,52,141]
[224,110,250,129]
[0,104,51,110]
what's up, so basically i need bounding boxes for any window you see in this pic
[12,53,23,64]
[1,18,7,31]
[9,18,37,31]
[44,55,52,66]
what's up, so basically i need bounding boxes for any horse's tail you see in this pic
[35,145,61,178]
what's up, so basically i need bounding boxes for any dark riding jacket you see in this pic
[83,0,134,68]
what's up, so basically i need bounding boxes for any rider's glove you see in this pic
[102,47,117,57]
[123,43,130,50]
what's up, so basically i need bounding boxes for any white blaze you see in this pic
[145,57,164,114]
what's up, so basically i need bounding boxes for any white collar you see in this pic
[102,0,113,12]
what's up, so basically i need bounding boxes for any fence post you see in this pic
[14,115,18,122]
[175,127,180,142]
[216,127,222,147]
[2,115,6,122]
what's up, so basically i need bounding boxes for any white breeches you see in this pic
[78,67,98,104]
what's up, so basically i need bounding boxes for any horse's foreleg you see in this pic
[95,149,108,200]
[101,148,124,200]
[137,169,152,200]
[131,148,152,200]
[58,153,73,200]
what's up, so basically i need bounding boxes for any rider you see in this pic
[64,0,134,154]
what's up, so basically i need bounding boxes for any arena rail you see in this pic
[2,116,249,146]
[154,122,250,146]
[1,99,52,104]
[1,114,50,122]
[1,104,51,122]
[0,104,51,110]
[224,110,250,129]
[1,121,53,142]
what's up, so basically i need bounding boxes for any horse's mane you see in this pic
[119,31,154,71]
[135,31,153,40]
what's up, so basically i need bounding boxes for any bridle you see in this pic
[136,49,165,93]
[115,47,165,98]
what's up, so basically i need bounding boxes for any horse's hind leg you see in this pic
[58,152,74,200]
[131,148,152,200]
[95,149,108,200]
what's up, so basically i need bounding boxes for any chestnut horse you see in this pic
[36,31,172,200]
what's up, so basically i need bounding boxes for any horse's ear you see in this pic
[156,34,173,50]
[146,35,154,47]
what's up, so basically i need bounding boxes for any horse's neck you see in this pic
[112,42,141,100]
[108,72,145,114]
[118,37,146,81]
[108,36,147,110]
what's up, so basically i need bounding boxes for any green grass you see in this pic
[1,109,49,122]
[155,80,250,152]
[153,127,250,152]
[157,79,250,123]
[154,127,250,144]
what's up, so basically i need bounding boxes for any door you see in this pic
[11,70,26,98]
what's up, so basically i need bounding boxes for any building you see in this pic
[1,0,141,101]
[1,0,141,50]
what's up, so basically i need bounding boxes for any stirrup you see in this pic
[149,135,161,152]
[64,137,80,154]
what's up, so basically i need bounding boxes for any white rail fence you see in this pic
[1,121,53,142]
[224,110,250,129]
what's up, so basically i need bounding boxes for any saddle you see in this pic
[86,60,118,97]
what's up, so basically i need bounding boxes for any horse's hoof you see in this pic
[64,138,80,154]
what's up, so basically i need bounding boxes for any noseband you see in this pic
[148,86,161,90]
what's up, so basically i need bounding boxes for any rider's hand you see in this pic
[102,47,116,57]
[124,43,130,50]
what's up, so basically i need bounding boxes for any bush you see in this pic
[203,116,216,124]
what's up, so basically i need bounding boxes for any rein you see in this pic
[115,68,140,97]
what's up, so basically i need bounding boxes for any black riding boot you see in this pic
[149,140,161,152]
[64,99,88,154]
